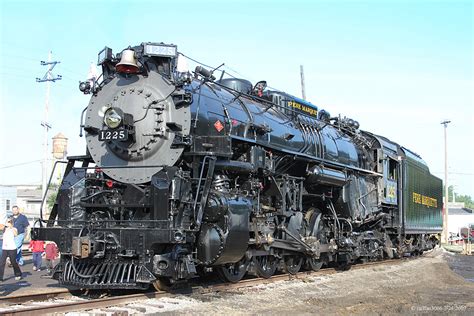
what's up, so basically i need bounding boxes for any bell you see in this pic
[116,49,139,74]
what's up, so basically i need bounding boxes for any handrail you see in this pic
[73,164,166,170]
[40,160,68,221]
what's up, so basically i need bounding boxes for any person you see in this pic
[11,206,29,266]
[0,208,6,257]
[29,239,45,271]
[45,241,59,273]
[0,218,22,281]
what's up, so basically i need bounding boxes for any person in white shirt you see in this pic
[0,218,22,281]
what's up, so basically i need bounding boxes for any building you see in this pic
[0,183,57,224]
[17,187,43,220]
[448,202,474,236]
[0,185,17,218]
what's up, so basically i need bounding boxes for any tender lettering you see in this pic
[412,192,438,208]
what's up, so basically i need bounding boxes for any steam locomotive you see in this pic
[33,42,443,290]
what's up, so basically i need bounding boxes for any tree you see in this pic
[40,183,59,211]
[455,194,474,209]
[47,191,58,210]
[444,185,474,209]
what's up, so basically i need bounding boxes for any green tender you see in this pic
[403,153,443,233]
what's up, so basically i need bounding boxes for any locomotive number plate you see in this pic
[98,129,128,141]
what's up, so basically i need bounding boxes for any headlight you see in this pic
[104,108,122,129]
[97,46,112,65]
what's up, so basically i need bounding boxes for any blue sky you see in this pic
[1,0,473,196]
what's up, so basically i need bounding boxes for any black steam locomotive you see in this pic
[33,42,443,290]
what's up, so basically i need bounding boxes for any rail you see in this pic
[0,256,420,315]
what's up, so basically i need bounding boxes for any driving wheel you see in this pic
[283,255,303,275]
[305,257,323,271]
[254,255,278,279]
[216,257,249,283]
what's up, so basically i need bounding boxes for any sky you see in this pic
[0,0,473,197]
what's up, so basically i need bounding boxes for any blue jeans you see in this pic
[32,252,42,269]
[14,233,25,265]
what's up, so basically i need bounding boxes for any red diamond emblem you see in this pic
[214,120,224,132]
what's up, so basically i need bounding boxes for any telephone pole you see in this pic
[441,120,451,244]
[36,51,61,213]
[300,65,306,100]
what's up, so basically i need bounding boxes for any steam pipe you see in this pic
[214,160,255,173]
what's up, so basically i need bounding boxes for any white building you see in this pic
[0,185,17,218]
[448,202,474,236]
[17,188,43,220]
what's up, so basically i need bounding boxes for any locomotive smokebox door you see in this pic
[84,71,191,184]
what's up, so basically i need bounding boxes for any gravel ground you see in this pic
[89,248,474,315]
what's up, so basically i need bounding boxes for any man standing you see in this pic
[11,206,29,266]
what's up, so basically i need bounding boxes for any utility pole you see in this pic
[300,65,306,100]
[441,120,451,244]
[36,52,61,215]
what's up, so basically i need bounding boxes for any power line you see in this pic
[0,72,35,79]
[0,52,40,62]
[179,53,297,96]
[432,172,474,176]
[0,159,42,169]
[0,51,85,79]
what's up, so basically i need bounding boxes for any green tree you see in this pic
[47,191,58,210]
[38,183,59,211]
[444,185,474,209]
[455,194,474,209]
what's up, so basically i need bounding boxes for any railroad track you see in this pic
[0,257,415,315]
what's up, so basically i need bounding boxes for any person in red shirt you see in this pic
[29,240,45,271]
[45,241,59,273]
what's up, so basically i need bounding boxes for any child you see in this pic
[0,218,22,281]
[45,241,59,273]
[29,239,45,271]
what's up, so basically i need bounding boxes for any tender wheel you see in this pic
[254,255,278,279]
[305,257,323,271]
[336,260,351,271]
[216,257,249,283]
[283,255,303,275]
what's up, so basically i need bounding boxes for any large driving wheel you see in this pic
[216,257,249,283]
[283,255,303,274]
[305,257,323,271]
[254,255,278,279]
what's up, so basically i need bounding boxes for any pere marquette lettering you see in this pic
[288,101,318,116]
[412,192,438,208]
